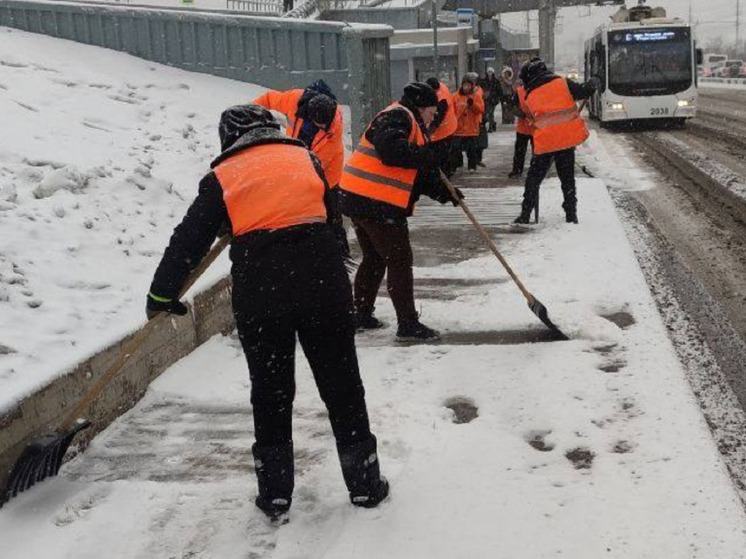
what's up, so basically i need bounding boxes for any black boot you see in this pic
[396,318,440,342]
[253,443,294,524]
[508,170,522,178]
[337,436,389,508]
[562,201,578,224]
[355,309,385,331]
[513,211,532,224]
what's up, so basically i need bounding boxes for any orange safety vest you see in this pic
[252,89,344,187]
[339,102,426,209]
[515,85,533,136]
[452,86,485,137]
[524,79,588,155]
[431,82,458,142]
[214,143,327,236]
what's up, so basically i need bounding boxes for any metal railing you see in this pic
[226,0,282,13]
[0,0,393,140]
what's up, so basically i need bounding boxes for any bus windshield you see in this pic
[608,28,692,96]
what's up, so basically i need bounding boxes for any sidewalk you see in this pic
[2,126,746,559]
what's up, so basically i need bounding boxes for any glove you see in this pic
[146,292,188,320]
[431,181,464,207]
[587,76,602,91]
[467,98,474,107]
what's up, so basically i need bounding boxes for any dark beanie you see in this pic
[426,77,440,90]
[402,82,439,108]
[218,104,280,151]
[307,94,337,127]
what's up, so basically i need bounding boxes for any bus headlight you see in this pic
[611,103,624,110]
[677,99,693,107]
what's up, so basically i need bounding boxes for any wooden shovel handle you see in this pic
[439,171,535,303]
[61,235,231,431]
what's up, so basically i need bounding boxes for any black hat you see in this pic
[520,57,548,84]
[403,82,438,108]
[307,94,337,127]
[218,104,280,151]
[426,77,440,90]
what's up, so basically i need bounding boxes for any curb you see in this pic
[0,275,235,499]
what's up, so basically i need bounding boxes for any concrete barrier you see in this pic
[0,275,235,501]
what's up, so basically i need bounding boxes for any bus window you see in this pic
[607,28,692,96]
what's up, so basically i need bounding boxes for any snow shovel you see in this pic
[575,99,595,178]
[439,171,568,340]
[1,235,231,507]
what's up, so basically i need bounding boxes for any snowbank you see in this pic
[0,27,266,413]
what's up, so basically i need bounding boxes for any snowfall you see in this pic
[2,26,746,559]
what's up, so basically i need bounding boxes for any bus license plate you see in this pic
[650,107,670,116]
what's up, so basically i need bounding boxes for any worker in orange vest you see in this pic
[508,70,534,179]
[451,73,485,173]
[513,58,600,224]
[252,81,349,254]
[146,105,388,523]
[426,77,458,178]
[338,83,462,342]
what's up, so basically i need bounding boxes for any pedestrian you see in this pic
[499,67,516,125]
[146,105,389,523]
[508,68,534,179]
[283,0,293,13]
[478,67,501,133]
[451,73,485,173]
[513,58,600,224]
[426,77,458,178]
[338,82,463,341]
[252,80,349,257]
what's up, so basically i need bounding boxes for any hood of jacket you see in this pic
[210,127,306,168]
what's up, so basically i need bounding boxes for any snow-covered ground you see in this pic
[4,180,746,557]
[0,27,267,413]
[3,25,746,559]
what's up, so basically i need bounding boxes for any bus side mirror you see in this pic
[696,48,704,65]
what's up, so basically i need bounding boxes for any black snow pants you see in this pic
[451,136,479,171]
[431,136,454,178]
[231,224,372,451]
[520,147,577,217]
[511,132,533,175]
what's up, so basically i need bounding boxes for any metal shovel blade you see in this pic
[1,419,90,507]
[527,297,569,341]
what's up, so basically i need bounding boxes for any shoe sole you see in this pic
[395,334,441,343]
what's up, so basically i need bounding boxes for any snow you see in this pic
[0,27,268,413]
[3,25,746,559]
[4,120,746,554]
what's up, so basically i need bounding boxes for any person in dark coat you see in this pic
[338,83,462,342]
[146,105,388,523]
[478,67,501,132]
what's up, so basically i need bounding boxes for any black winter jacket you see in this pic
[149,128,337,300]
[338,96,445,222]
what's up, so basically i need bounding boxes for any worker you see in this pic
[338,83,462,341]
[451,73,485,173]
[426,77,458,178]
[508,67,534,179]
[146,105,388,523]
[252,80,349,255]
[513,58,599,224]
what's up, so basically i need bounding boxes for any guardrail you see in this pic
[226,0,282,14]
[0,0,393,140]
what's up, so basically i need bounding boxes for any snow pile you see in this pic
[0,27,266,413]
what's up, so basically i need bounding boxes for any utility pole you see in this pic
[737,0,741,54]
[432,0,439,78]
[538,0,557,68]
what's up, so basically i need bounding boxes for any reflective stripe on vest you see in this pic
[215,143,327,236]
[524,78,589,156]
[340,103,426,209]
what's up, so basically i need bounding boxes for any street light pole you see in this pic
[432,0,439,78]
